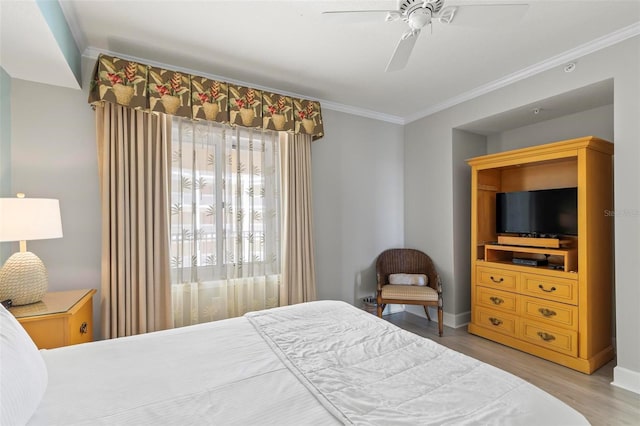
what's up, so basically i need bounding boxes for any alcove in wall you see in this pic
[450,79,614,321]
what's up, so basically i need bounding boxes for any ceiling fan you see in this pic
[323,0,528,72]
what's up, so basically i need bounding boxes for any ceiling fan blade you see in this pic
[322,9,401,24]
[385,31,420,72]
[441,4,528,27]
[321,10,397,16]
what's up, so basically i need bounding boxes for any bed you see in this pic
[1,300,588,425]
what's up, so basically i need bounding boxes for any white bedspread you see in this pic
[245,301,589,425]
[28,300,588,425]
[28,315,338,425]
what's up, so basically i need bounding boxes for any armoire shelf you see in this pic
[484,244,578,272]
[496,235,572,248]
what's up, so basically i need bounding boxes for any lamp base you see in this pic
[0,251,48,305]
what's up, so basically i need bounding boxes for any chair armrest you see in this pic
[428,275,442,294]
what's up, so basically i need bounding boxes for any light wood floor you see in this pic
[385,311,640,426]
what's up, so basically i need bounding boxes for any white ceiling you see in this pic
[2,0,639,124]
[458,78,614,134]
[0,0,81,89]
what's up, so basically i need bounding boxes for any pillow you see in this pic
[388,273,428,286]
[0,303,48,425]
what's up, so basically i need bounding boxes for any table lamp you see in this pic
[0,193,63,305]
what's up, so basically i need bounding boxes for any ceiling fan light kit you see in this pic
[408,8,432,30]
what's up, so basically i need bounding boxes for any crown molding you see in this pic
[82,47,405,125]
[318,100,405,125]
[82,22,638,127]
[404,22,640,124]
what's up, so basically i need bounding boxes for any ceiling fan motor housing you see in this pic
[399,0,444,16]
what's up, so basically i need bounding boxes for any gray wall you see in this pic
[312,109,405,309]
[8,57,100,335]
[405,36,640,390]
[0,67,11,261]
[406,129,487,324]
[449,130,487,323]
[487,103,614,153]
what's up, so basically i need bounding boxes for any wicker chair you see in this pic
[376,248,443,336]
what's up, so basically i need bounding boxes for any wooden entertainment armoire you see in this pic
[466,136,614,374]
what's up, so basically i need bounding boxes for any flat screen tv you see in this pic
[496,187,578,236]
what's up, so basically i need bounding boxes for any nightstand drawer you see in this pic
[11,289,96,349]
[477,266,519,292]
[19,317,67,348]
[69,294,93,345]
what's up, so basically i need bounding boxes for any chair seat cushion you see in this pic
[388,273,428,286]
[381,284,438,302]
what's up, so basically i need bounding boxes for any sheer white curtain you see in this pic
[170,119,281,326]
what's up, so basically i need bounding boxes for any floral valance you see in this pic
[88,54,324,140]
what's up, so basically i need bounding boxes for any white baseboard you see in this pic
[404,305,471,329]
[445,310,471,328]
[385,304,405,315]
[612,366,640,395]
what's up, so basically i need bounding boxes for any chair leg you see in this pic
[377,303,383,318]
[438,306,443,337]
[423,306,432,321]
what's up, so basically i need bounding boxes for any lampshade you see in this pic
[0,198,63,242]
[0,195,63,306]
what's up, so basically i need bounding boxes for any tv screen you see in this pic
[496,187,578,236]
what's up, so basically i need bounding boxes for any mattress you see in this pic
[28,300,588,425]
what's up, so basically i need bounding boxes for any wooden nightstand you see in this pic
[9,289,96,349]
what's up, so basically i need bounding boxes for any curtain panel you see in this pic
[280,133,317,305]
[88,54,324,140]
[95,103,173,338]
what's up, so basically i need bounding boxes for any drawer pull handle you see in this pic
[489,296,504,305]
[538,284,557,293]
[488,317,503,326]
[490,276,504,284]
[538,308,557,317]
[79,322,88,334]
[537,331,556,342]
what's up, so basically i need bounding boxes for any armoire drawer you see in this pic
[521,273,578,305]
[477,266,519,292]
[521,296,578,330]
[521,320,578,357]
[474,306,519,338]
[476,286,518,314]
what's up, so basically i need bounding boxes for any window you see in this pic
[170,119,281,325]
